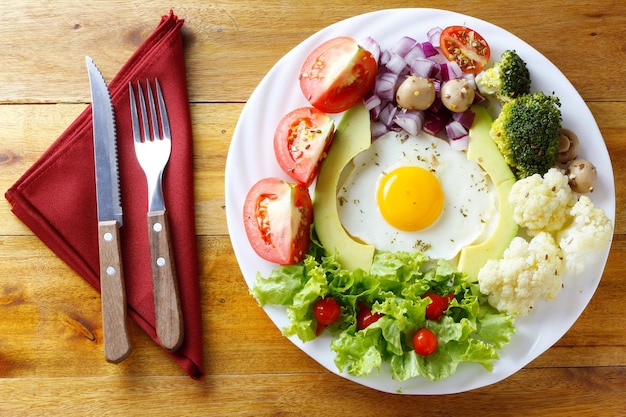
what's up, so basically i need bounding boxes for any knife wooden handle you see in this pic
[147,210,184,352]
[98,220,132,364]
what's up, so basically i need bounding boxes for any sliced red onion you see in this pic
[378,102,398,126]
[403,42,426,63]
[389,36,417,58]
[420,41,439,58]
[364,93,382,111]
[379,49,391,66]
[440,61,464,81]
[375,72,398,102]
[427,27,442,46]
[360,36,381,63]
[473,89,487,105]
[408,58,436,78]
[371,121,388,139]
[445,120,469,141]
[394,110,425,136]
[452,110,476,130]
[423,111,447,135]
[385,52,408,74]
[366,29,488,143]
[449,135,469,151]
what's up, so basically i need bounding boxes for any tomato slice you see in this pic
[243,178,313,265]
[440,26,491,74]
[299,36,378,114]
[412,328,438,357]
[274,107,335,186]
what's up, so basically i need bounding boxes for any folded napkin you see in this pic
[5,11,204,379]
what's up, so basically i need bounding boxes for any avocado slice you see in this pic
[313,103,375,272]
[457,105,519,281]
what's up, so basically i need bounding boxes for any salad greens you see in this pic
[252,234,516,381]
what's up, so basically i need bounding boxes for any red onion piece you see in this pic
[409,58,436,78]
[379,102,398,126]
[360,36,381,63]
[394,110,425,136]
[423,111,447,135]
[445,120,468,140]
[427,27,442,45]
[390,36,418,57]
[452,110,476,130]
[385,52,408,74]
[449,135,469,151]
[375,72,398,102]
[421,41,439,58]
[371,121,388,139]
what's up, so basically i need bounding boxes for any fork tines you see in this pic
[129,78,171,145]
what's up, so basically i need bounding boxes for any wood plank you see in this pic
[0,367,624,416]
[1,1,625,103]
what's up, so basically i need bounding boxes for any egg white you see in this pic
[337,130,497,260]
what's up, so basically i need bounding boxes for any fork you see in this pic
[129,78,184,352]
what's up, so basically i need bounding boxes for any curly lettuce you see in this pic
[251,239,515,382]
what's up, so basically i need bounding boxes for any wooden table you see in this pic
[1,1,624,415]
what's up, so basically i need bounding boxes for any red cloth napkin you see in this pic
[5,11,204,379]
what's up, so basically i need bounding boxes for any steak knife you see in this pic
[86,56,132,363]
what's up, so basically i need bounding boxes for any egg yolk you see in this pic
[376,166,444,231]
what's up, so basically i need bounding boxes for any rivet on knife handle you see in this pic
[148,210,184,352]
[98,220,132,363]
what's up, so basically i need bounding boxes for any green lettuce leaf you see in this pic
[251,247,516,381]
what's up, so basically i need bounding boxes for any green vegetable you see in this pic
[491,92,562,179]
[251,234,516,382]
[475,50,531,102]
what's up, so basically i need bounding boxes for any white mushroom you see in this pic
[557,128,580,166]
[395,75,436,111]
[566,158,597,193]
[440,79,475,113]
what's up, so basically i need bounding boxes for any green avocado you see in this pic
[457,105,519,281]
[313,103,375,272]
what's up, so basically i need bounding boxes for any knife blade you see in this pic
[86,56,132,364]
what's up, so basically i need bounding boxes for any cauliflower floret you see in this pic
[478,232,564,316]
[557,195,613,274]
[508,168,577,235]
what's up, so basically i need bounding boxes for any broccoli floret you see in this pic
[491,92,562,179]
[475,50,531,102]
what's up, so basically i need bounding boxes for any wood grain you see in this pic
[1,1,625,415]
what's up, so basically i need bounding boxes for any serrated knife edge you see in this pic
[86,56,123,225]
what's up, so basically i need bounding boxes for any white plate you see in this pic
[224,8,615,394]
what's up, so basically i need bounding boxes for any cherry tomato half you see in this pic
[422,292,455,321]
[274,107,335,186]
[314,297,341,335]
[356,301,383,330]
[440,26,491,74]
[243,177,313,265]
[413,328,438,357]
[299,36,378,114]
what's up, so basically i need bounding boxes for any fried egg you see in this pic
[337,130,496,260]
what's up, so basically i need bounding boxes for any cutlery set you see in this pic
[86,56,183,363]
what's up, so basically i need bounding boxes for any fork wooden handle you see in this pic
[147,210,184,352]
[98,220,132,363]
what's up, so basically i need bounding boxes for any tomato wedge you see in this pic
[243,178,313,265]
[299,36,378,113]
[440,26,491,74]
[274,107,335,186]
